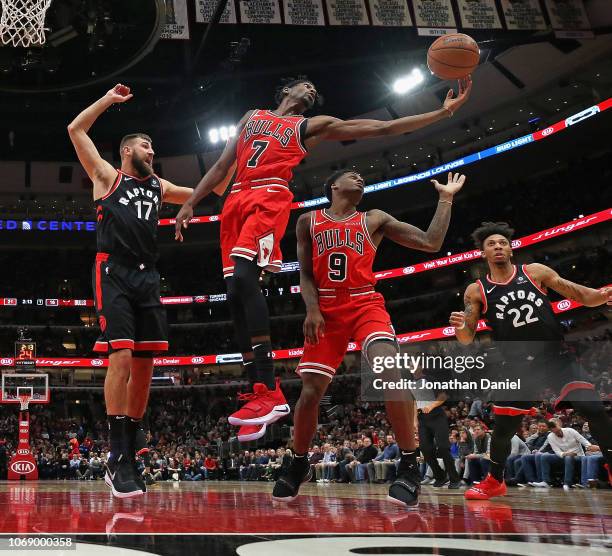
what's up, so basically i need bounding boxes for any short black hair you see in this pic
[119,133,152,158]
[324,168,352,202]
[274,75,324,107]
[546,420,559,429]
[471,221,515,249]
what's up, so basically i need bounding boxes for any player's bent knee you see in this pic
[108,348,132,373]
[366,338,398,364]
[300,374,330,403]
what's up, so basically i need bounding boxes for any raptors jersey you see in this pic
[310,209,377,290]
[95,170,162,263]
[235,109,307,185]
[478,264,563,350]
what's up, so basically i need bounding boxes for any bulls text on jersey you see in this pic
[314,226,365,257]
[243,117,296,147]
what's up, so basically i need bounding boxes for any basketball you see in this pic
[427,33,480,80]
[115,84,131,96]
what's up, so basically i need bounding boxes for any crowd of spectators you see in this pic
[1,360,610,490]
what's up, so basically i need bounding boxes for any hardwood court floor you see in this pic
[1,480,610,537]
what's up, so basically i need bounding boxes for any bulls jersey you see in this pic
[478,264,563,348]
[310,209,377,290]
[235,109,307,185]
[95,170,163,264]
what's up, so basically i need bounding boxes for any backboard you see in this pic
[1,373,49,409]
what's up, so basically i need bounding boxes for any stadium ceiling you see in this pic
[0,1,610,160]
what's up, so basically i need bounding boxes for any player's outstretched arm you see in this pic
[297,213,325,344]
[449,283,482,345]
[67,84,132,194]
[159,179,194,205]
[304,77,471,147]
[174,111,251,241]
[376,172,465,252]
[526,263,611,307]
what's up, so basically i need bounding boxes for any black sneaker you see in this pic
[432,478,449,488]
[272,460,312,502]
[104,456,144,499]
[133,465,147,494]
[448,481,461,489]
[388,464,421,508]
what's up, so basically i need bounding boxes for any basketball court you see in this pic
[1,0,612,555]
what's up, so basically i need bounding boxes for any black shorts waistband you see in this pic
[96,252,156,271]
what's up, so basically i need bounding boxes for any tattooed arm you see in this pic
[374,172,466,252]
[526,263,611,307]
[449,282,483,345]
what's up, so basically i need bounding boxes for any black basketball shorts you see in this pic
[92,253,168,356]
[492,350,598,416]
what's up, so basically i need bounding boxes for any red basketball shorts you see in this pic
[220,182,293,278]
[297,290,397,380]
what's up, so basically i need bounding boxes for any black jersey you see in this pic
[477,265,563,356]
[95,170,163,264]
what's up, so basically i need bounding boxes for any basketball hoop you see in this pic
[0,0,53,48]
[19,394,30,411]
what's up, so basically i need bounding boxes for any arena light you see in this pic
[208,125,237,144]
[392,68,424,95]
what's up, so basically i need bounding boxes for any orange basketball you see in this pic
[427,33,480,81]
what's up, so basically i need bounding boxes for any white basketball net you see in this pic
[0,0,53,48]
[19,394,30,411]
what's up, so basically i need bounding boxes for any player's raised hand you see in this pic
[599,286,612,305]
[174,202,194,242]
[303,308,325,345]
[449,311,466,329]
[106,84,133,104]
[432,172,466,198]
[443,75,472,114]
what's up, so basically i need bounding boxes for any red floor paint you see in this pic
[0,482,610,536]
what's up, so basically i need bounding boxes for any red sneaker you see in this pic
[228,379,290,426]
[605,463,612,487]
[464,474,507,500]
[237,423,267,443]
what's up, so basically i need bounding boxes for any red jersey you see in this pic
[310,209,377,290]
[235,109,307,186]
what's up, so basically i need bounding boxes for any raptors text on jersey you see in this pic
[235,109,307,186]
[95,170,163,263]
[310,209,377,291]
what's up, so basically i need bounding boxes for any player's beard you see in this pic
[132,154,153,178]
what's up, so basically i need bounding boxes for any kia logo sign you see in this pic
[10,461,35,474]
[91,359,103,367]
[348,342,357,351]
[17,449,29,455]
[557,300,571,311]
[209,215,220,222]
[541,127,554,136]
[511,240,521,248]
[1,358,13,365]
[403,266,415,275]
[442,327,455,336]
[191,357,204,364]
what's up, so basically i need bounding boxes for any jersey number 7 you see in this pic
[247,140,270,168]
